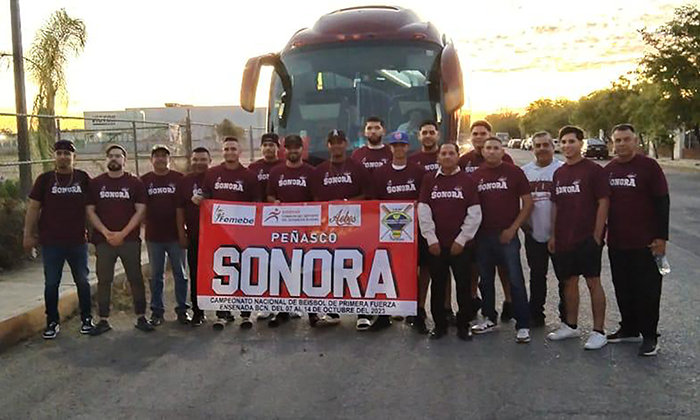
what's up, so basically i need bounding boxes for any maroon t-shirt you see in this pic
[267,163,315,203]
[248,158,282,199]
[140,170,183,243]
[176,172,205,238]
[202,164,261,202]
[409,150,440,173]
[458,150,514,174]
[311,159,371,201]
[419,170,480,248]
[372,162,425,200]
[472,163,531,234]
[29,170,90,246]
[551,158,610,252]
[351,145,392,172]
[88,173,147,244]
[604,154,669,250]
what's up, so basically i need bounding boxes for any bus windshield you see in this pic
[269,41,443,161]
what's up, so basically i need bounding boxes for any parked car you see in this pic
[582,138,609,159]
[510,138,522,149]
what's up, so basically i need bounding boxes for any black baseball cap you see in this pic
[53,140,76,152]
[261,133,279,146]
[327,129,347,142]
[151,144,171,156]
[283,134,303,149]
[105,144,127,157]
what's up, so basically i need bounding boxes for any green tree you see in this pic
[485,111,522,139]
[519,98,576,137]
[623,82,676,158]
[573,78,635,139]
[26,9,87,164]
[215,118,245,140]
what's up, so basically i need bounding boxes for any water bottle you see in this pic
[655,254,671,276]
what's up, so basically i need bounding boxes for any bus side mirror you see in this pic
[441,42,464,114]
[241,53,279,112]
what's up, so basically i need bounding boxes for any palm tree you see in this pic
[25,9,86,162]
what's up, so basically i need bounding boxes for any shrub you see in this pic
[0,178,21,200]
[0,198,26,269]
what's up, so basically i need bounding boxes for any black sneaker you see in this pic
[213,314,235,331]
[177,313,192,325]
[446,310,457,326]
[607,329,642,343]
[149,315,164,327]
[638,337,659,357]
[89,320,112,336]
[429,328,448,340]
[501,301,513,322]
[369,316,392,332]
[135,316,156,332]
[80,317,95,335]
[269,313,290,328]
[43,322,60,340]
[240,316,253,330]
[191,314,205,327]
[412,316,429,334]
[309,314,320,327]
[405,315,416,325]
[457,326,473,341]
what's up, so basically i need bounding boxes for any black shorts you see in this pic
[418,237,430,267]
[553,236,603,279]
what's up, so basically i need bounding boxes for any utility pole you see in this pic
[10,0,32,197]
[184,109,192,171]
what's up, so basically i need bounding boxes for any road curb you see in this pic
[0,252,149,353]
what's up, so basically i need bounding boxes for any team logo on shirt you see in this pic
[386,179,417,195]
[464,163,478,173]
[609,173,637,188]
[192,183,202,197]
[214,176,244,192]
[323,172,353,186]
[423,163,440,172]
[430,185,464,199]
[362,158,388,169]
[328,204,361,227]
[379,203,415,243]
[51,183,82,194]
[477,177,508,192]
[99,186,130,199]
[257,169,270,182]
[555,179,581,195]
[278,175,307,187]
[147,183,176,195]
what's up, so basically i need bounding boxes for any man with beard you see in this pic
[86,144,154,335]
[176,147,212,327]
[266,135,315,327]
[195,137,261,331]
[371,131,426,331]
[248,133,282,197]
[418,143,481,340]
[351,116,392,173]
[141,145,188,326]
[311,129,372,329]
[24,140,94,339]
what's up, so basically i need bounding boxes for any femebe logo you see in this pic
[328,204,361,227]
[212,204,256,226]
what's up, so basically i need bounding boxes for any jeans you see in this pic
[524,233,566,322]
[427,246,474,331]
[477,233,530,329]
[187,237,203,317]
[147,241,189,317]
[42,243,92,324]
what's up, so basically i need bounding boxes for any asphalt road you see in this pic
[1,150,698,419]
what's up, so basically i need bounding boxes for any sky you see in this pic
[0,0,689,122]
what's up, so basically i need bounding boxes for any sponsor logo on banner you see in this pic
[379,203,415,243]
[211,203,256,226]
[328,204,361,227]
[262,205,322,226]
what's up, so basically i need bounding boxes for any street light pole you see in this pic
[10,0,32,197]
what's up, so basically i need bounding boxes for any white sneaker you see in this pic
[290,312,302,319]
[516,328,531,343]
[256,311,272,320]
[471,319,499,334]
[547,323,582,341]
[584,331,608,350]
[317,314,341,326]
[356,318,372,331]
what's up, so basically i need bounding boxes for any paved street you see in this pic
[1,150,698,419]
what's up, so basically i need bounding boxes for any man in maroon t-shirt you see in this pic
[141,144,189,326]
[86,144,154,335]
[248,133,282,198]
[311,129,372,329]
[604,124,669,356]
[23,140,94,339]
[196,136,261,330]
[350,116,392,173]
[547,126,610,351]
[265,134,315,327]
[460,120,514,322]
[418,143,482,340]
[409,120,441,173]
[176,147,211,327]
[470,137,533,343]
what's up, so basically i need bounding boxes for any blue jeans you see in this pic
[477,233,530,329]
[42,243,92,324]
[147,241,189,316]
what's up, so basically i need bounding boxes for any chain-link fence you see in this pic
[0,112,267,187]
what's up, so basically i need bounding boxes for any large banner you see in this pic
[197,200,418,316]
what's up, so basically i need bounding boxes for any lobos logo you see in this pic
[212,204,256,226]
[328,204,361,227]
